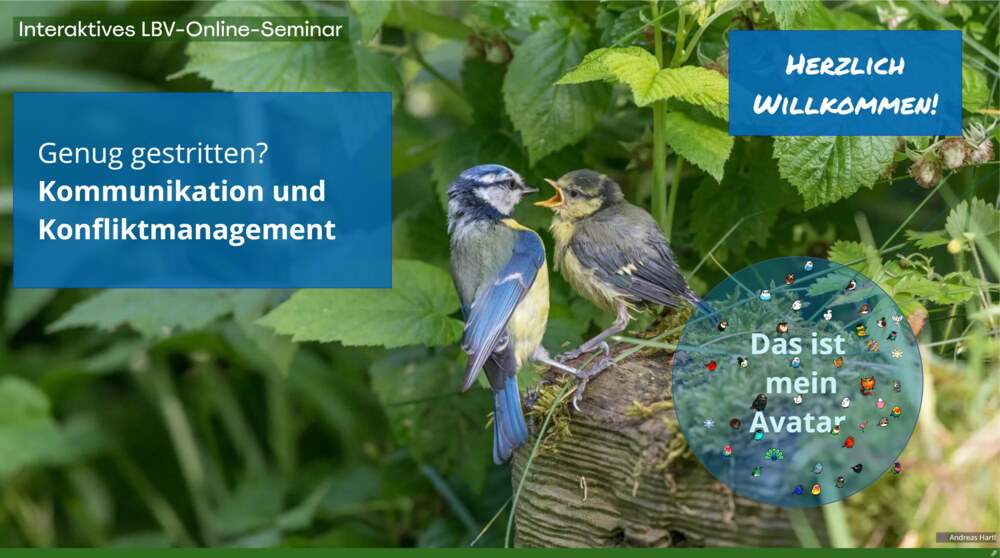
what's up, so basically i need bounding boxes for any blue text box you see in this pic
[14,92,391,288]
[729,31,962,136]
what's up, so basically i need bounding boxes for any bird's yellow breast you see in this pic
[549,216,625,313]
[508,263,549,366]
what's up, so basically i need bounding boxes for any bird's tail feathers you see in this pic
[686,291,721,327]
[492,375,529,464]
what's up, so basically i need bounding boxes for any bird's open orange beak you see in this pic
[534,179,564,209]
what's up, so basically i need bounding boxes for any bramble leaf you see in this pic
[772,136,895,209]
[258,260,463,348]
[663,111,733,182]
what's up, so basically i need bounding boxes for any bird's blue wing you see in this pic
[460,228,545,391]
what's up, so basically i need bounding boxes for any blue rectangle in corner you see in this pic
[729,31,962,136]
[14,92,391,288]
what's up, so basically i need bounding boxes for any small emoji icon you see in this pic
[793,394,803,405]
[752,466,762,477]
[836,476,845,488]
[852,464,863,473]
[776,322,789,333]
[843,436,855,448]
[793,484,804,495]
[840,397,851,408]
[791,357,801,368]
[791,300,802,311]
[859,304,871,315]
[891,315,903,325]
[812,462,823,474]
[860,377,876,396]
[764,448,783,461]
[730,418,742,429]
[877,317,886,328]
[704,418,716,428]
[723,445,733,456]
[759,290,772,301]
[750,393,767,411]
[846,279,857,291]
[718,321,728,332]
[804,260,814,271]
[823,309,833,320]
[859,420,868,432]
[892,462,901,474]
[891,406,901,418]
[737,356,749,368]
[893,380,901,392]
[876,397,886,409]
[856,324,867,336]
[785,273,795,285]
[753,430,764,441]
[891,349,902,359]
[833,426,841,434]
[811,484,821,495]
[887,331,897,341]
[705,360,718,371]
[879,417,889,428]
[833,356,844,367]
[867,340,879,352]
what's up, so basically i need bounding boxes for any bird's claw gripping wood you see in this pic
[556,340,610,363]
[571,355,616,411]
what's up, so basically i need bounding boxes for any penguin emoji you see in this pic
[791,356,801,368]
[823,309,833,320]
[791,300,802,311]
[785,273,795,285]
[759,290,772,301]
[750,393,767,411]
[846,279,857,291]
[804,260,814,271]
[877,317,887,328]
[776,322,789,334]
[717,321,728,332]
[859,304,871,315]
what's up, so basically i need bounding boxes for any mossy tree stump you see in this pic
[511,351,828,548]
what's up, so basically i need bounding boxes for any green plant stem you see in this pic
[664,155,683,242]
[822,500,856,548]
[267,371,296,477]
[650,0,668,230]
[504,382,573,548]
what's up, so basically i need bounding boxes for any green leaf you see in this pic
[905,228,951,249]
[962,62,990,112]
[558,47,728,118]
[227,290,298,376]
[469,1,575,32]
[3,287,55,334]
[381,2,473,40]
[0,377,66,479]
[49,290,236,337]
[370,349,492,490]
[503,21,610,164]
[828,240,883,279]
[258,260,463,348]
[461,58,508,129]
[662,111,733,182]
[178,1,401,104]
[944,197,1000,242]
[761,0,814,29]
[772,136,896,209]
[350,0,392,43]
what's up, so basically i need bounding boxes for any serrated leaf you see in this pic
[761,0,814,29]
[772,136,896,209]
[503,21,610,163]
[962,62,990,112]
[828,240,883,279]
[905,228,951,249]
[662,111,733,182]
[461,58,508,129]
[469,0,574,32]
[258,260,463,348]
[350,0,392,43]
[558,47,728,118]
[178,1,401,104]
[944,197,1000,241]
[370,349,492,490]
[49,290,236,337]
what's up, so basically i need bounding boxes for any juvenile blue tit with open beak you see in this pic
[536,169,714,395]
[447,164,587,463]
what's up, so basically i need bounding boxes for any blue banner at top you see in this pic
[728,31,962,136]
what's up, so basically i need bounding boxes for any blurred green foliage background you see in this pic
[0,0,997,548]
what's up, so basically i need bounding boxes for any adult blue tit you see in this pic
[535,169,715,395]
[447,164,585,464]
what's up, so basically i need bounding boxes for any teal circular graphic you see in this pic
[673,257,921,507]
